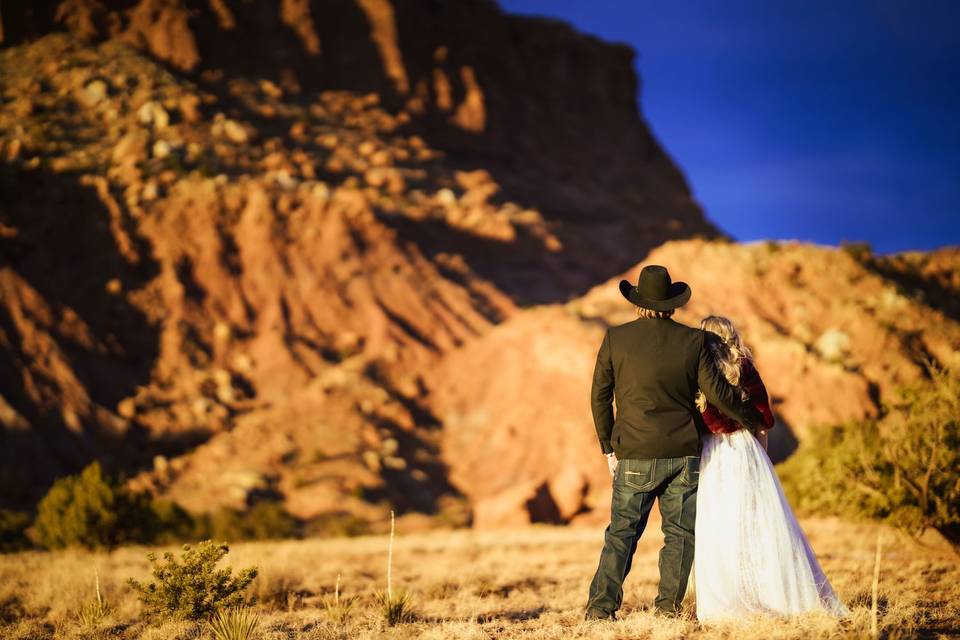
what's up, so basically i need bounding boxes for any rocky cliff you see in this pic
[2,0,712,302]
[1,1,957,532]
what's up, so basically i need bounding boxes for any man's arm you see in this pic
[591,329,615,454]
[697,332,765,430]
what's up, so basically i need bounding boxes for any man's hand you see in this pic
[606,452,618,477]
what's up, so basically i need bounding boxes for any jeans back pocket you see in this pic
[622,458,658,492]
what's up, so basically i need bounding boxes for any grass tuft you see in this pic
[321,573,357,625]
[207,606,260,640]
[76,567,112,628]
[374,589,415,626]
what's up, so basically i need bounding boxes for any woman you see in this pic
[693,316,848,622]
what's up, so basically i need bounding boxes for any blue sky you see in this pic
[500,0,960,253]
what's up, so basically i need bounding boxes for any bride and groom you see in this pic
[585,265,848,622]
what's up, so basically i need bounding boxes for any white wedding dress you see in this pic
[694,429,849,621]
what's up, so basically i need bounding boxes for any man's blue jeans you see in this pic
[586,456,699,616]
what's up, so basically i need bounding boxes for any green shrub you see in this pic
[0,509,31,552]
[147,499,197,544]
[778,367,960,546]
[34,462,124,550]
[33,461,198,549]
[198,502,299,542]
[127,540,257,621]
[304,512,370,538]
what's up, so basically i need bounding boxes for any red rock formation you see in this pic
[1,0,714,298]
[1,9,956,533]
[425,240,960,527]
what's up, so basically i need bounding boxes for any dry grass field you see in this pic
[1,517,959,639]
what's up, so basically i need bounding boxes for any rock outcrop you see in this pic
[425,240,960,527]
[1,0,714,301]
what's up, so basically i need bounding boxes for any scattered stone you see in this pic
[117,397,137,418]
[310,182,330,203]
[212,114,250,144]
[141,181,159,201]
[213,322,231,342]
[815,329,850,362]
[4,139,23,161]
[435,188,457,207]
[80,79,108,106]
[179,94,202,123]
[105,278,123,294]
[152,139,172,159]
[137,100,170,130]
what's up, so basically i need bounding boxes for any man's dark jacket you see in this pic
[591,317,765,459]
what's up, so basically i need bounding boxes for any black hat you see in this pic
[619,265,691,311]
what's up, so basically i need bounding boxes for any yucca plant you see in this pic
[207,606,260,640]
[375,589,413,626]
[77,568,112,627]
[321,573,357,626]
[375,511,414,626]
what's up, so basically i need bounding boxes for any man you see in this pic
[585,265,765,620]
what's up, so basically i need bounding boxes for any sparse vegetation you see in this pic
[76,569,112,628]
[0,522,958,638]
[33,461,196,550]
[201,502,299,542]
[376,589,415,627]
[34,461,129,550]
[321,573,357,625]
[127,540,258,621]
[779,366,960,547]
[0,509,30,553]
[376,511,415,626]
[841,240,874,262]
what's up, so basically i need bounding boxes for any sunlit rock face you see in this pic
[425,241,960,528]
[2,0,715,297]
[2,3,957,531]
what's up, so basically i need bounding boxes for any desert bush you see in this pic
[207,606,260,640]
[779,366,960,546]
[34,462,124,549]
[199,502,299,542]
[33,461,197,549]
[250,568,306,612]
[0,509,31,552]
[303,512,370,538]
[841,240,873,262]
[127,540,258,621]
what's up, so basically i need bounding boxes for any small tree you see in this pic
[128,540,257,621]
[33,461,198,549]
[779,367,960,547]
[34,461,122,549]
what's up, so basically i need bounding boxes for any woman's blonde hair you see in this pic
[635,306,674,319]
[694,315,753,412]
